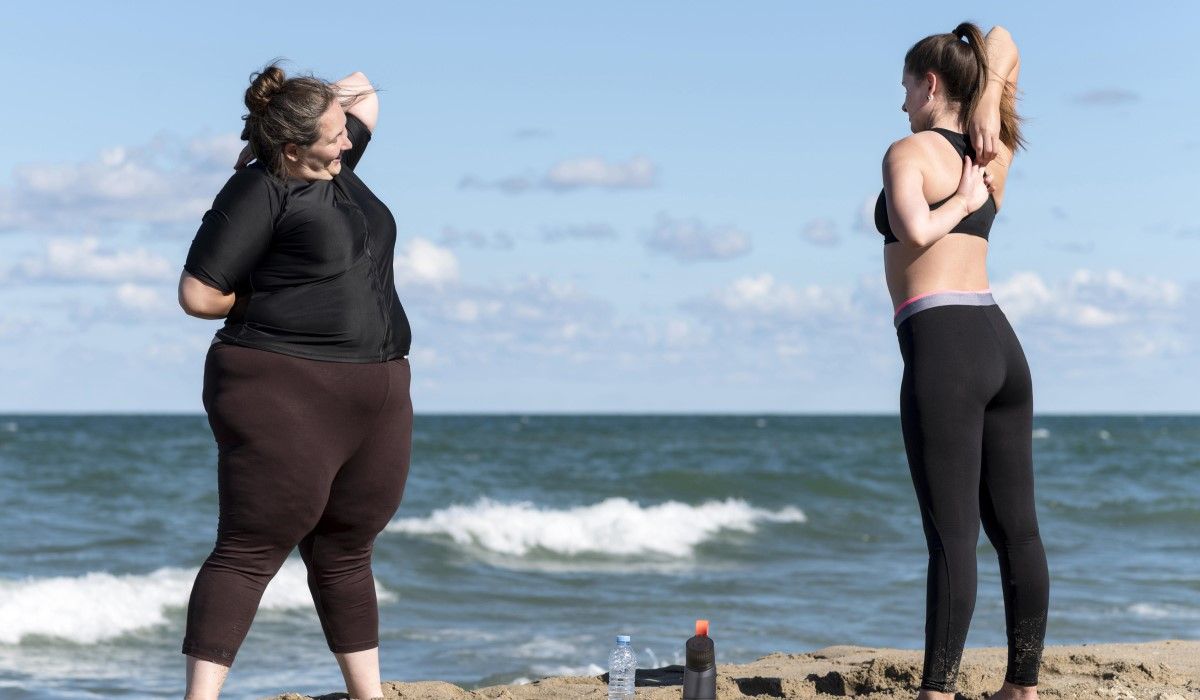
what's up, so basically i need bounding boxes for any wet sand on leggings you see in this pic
[269,639,1200,699]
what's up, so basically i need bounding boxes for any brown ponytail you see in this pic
[905,22,1026,152]
[952,23,988,137]
[239,60,338,180]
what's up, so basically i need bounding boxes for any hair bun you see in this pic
[245,64,287,116]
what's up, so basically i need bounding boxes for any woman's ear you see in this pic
[283,143,300,163]
[924,71,939,99]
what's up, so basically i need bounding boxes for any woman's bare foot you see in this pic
[987,681,1038,699]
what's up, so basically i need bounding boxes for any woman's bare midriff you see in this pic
[884,233,990,309]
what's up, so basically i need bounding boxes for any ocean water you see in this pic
[0,415,1196,698]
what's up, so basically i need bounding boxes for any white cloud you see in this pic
[143,334,215,364]
[993,269,1182,329]
[14,237,174,283]
[1069,269,1182,306]
[393,238,460,288]
[643,319,711,353]
[0,131,242,232]
[115,283,168,313]
[407,346,442,367]
[686,268,1186,347]
[397,273,616,362]
[644,214,751,263]
[686,274,869,332]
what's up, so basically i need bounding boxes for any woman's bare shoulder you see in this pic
[883,131,944,166]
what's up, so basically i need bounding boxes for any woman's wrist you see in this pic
[980,80,1004,107]
[950,192,973,217]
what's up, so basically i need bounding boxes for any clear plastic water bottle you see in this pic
[607,634,636,699]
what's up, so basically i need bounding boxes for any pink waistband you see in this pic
[894,288,991,316]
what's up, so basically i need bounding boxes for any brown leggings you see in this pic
[183,342,413,666]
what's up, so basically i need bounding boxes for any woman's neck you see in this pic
[928,112,963,133]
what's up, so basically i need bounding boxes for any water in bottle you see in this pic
[607,634,636,699]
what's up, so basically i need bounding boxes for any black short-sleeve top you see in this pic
[184,112,411,362]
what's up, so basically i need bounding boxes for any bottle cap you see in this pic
[685,633,715,671]
[695,619,709,636]
[616,635,631,644]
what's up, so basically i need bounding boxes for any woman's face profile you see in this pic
[900,71,930,132]
[287,102,353,181]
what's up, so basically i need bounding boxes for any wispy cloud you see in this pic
[457,174,536,194]
[436,227,516,250]
[1072,89,1139,106]
[542,223,617,243]
[460,155,657,194]
[545,156,655,190]
[801,218,839,247]
[643,214,751,263]
[1047,240,1095,254]
[513,127,552,140]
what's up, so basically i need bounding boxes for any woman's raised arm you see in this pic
[333,71,379,132]
[969,26,1020,165]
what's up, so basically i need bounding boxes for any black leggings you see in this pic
[183,342,413,666]
[896,293,1049,692]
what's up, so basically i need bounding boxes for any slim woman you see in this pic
[178,63,413,700]
[875,24,1048,699]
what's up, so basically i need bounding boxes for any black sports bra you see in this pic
[874,128,996,244]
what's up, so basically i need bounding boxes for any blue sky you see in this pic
[1,1,1197,413]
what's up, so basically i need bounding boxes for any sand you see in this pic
[270,640,1199,699]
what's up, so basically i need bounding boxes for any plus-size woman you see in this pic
[178,63,412,700]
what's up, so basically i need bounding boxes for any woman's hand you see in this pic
[955,155,990,213]
[968,92,1002,167]
[333,71,379,132]
[234,144,254,170]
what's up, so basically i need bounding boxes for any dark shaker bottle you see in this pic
[683,619,716,700]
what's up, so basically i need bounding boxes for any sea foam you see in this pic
[0,560,392,645]
[1127,602,1200,620]
[386,497,806,557]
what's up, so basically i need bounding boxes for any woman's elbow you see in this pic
[178,296,227,320]
[990,25,1018,54]
[178,276,234,318]
[893,225,933,248]
[178,296,211,318]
